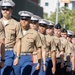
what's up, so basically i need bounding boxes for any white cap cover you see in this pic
[0,0,15,7]
[18,11,33,17]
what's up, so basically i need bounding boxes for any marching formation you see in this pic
[0,0,75,75]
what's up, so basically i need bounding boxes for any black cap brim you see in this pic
[72,35,75,38]
[31,20,38,24]
[67,35,72,38]
[1,6,12,10]
[55,25,61,29]
[47,25,54,29]
[20,16,31,20]
[39,23,47,27]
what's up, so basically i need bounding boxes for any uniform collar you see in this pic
[1,18,13,26]
[21,28,33,37]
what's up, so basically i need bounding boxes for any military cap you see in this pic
[67,30,74,38]
[61,28,67,33]
[31,15,41,23]
[55,23,61,29]
[67,30,74,35]
[0,0,15,7]
[47,22,54,29]
[31,15,41,21]
[18,11,33,20]
[38,19,48,27]
[72,35,75,38]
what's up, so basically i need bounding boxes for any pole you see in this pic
[56,0,59,24]
[64,24,66,28]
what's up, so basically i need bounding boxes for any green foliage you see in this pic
[45,7,75,32]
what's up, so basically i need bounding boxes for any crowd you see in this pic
[0,0,75,75]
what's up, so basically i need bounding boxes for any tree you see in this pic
[46,7,75,32]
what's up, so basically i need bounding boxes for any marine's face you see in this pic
[20,18,30,28]
[30,22,38,30]
[46,28,54,35]
[39,25,46,34]
[61,32,67,39]
[1,7,12,18]
[72,38,75,44]
[67,37,72,42]
[54,28,61,37]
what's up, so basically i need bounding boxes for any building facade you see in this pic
[39,0,75,17]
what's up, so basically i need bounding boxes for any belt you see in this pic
[56,58,61,63]
[20,52,32,56]
[65,54,70,57]
[64,61,70,66]
[46,55,51,58]
[5,48,13,51]
[33,52,38,55]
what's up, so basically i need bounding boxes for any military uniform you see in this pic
[60,29,75,75]
[65,41,75,75]
[71,44,75,75]
[13,11,42,75]
[44,22,56,75]
[14,28,42,75]
[0,18,20,48]
[60,37,70,75]
[30,15,41,75]
[0,0,20,75]
[0,22,5,40]
[45,34,56,75]
[53,23,64,75]
[37,19,47,75]
[65,33,75,75]
[0,19,20,75]
[0,22,5,74]
[71,35,75,75]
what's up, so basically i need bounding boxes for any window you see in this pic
[65,3,68,7]
[45,2,49,6]
[72,1,75,10]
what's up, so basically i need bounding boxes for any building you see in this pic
[60,0,75,10]
[39,0,75,17]
[39,0,57,17]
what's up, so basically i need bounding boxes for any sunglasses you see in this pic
[2,6,12,11]
[31,21,38,24]
[2,8,10,11]
[21,18,28,21]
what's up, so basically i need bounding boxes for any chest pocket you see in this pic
[26,38,34,46]
[46,41,50,46]
[54,39,60,51]
[54,40,58,47]
[5,28,15,40]
[46,41,51,50]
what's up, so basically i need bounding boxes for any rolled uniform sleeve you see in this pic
[71,45,75,56]
[41,36,46,50]
[15,22,21,38]
[58,40,63,51]
[35,33,42,48]
[51,39,56,52]
[16,29,23,39]
[0,22,5,39]
[65,42,73,54]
